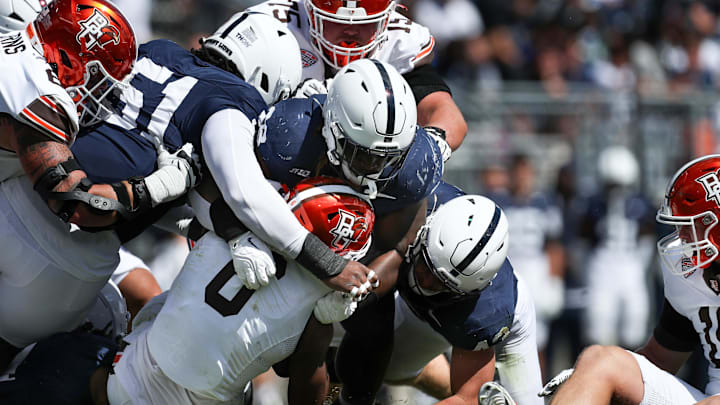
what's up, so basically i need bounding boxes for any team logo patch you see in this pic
[697,169,720,207]
[682,257,696,278]
[329,209,366,249]
[76,9,120,50]
[301,48,318,67]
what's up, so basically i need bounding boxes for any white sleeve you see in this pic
[201,108,309,258]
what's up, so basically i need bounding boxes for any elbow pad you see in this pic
[33,159,150,222]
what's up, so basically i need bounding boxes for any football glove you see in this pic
[228,232,276,290]
[145,143,202,206]
[424,126,451,164]
[313,291,357,324]
[478,381,515,405]
[293,78,332,98]
[538,368,574,397]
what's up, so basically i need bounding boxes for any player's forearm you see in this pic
[13,128,131,227]
[201,108,308,257]
[417,92,467,151]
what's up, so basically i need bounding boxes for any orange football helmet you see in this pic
[33,0,137,126]
[305,0,394,69]
[286,176,374,260]
[657,154,720,275]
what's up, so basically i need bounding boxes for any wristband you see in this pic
[296,233,348,279]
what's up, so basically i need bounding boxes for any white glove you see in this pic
[228,232,276,290]
[313,291,357,324]
[293,78,331,98]
[424,126,451,164]
[538,368,574,397]
[145,143,202,206]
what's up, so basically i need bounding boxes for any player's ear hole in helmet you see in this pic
[193,11,302,106]
[321,59,416,198]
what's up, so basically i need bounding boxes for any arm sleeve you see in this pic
[402,64,451,103]
[653,299,699,352]
[201,108,309,258]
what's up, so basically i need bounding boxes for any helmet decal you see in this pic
[330,208,368,249]
[76,9,120,50]
[697,170,720,207]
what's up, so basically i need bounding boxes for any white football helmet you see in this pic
[201,12,302,105]
[0,0,41,33]
[409,195,509,295]
[322,59,416,197]
[598,145,639,187]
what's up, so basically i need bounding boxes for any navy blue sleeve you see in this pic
[256,96,327,187]
[432,260,517,350]
[72,123,157,183]
[374,128,444,215]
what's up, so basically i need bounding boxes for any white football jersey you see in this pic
[248,0,435,80]
[117,231,331,403]
[0,26,78,182]
[662,241,720,395]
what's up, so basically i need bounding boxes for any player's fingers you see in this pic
[367,270,380,288]
[245,267,258,289]
[257,264,269,286]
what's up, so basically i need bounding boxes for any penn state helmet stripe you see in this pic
[370,59,395,136]
[220,12,252,38]
[455,205,501,271]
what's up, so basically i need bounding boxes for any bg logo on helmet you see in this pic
[76,9,120,50]
[330,209,366,249]
[697,171,720,207]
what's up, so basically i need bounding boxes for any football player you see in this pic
[549,154,720,405]
[246,0,467,159]
[105,178,375,405]
[251,57,444,404]
[0,0,183,373]
[377,182,543,405]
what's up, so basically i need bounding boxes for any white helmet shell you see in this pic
[597,145,639,187]
[0,0,41,33]
[417,195,509,294]
[202,12,302,105]
[322,59,416,194]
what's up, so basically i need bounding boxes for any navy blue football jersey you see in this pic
[256,95,444,216]
[397,182,518,350]
[73,39,268,183]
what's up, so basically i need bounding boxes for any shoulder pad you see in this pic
[376,12,434,74]
[256,96,327,187]
[375,128,443,215]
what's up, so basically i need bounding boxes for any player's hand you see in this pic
[228,232,276,290]
[313,291,358,324]
[322,260,379,301]
[538,368,574,397]
[292,78,332,98]
[145,143,202,206]
[157,143,202,188]
[424,126,451,164]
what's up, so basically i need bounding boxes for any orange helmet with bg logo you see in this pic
[33,0,136,125]
[286,176,375,260]
[657,154,720,276]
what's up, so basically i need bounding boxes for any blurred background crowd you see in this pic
[112,0,720,402]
